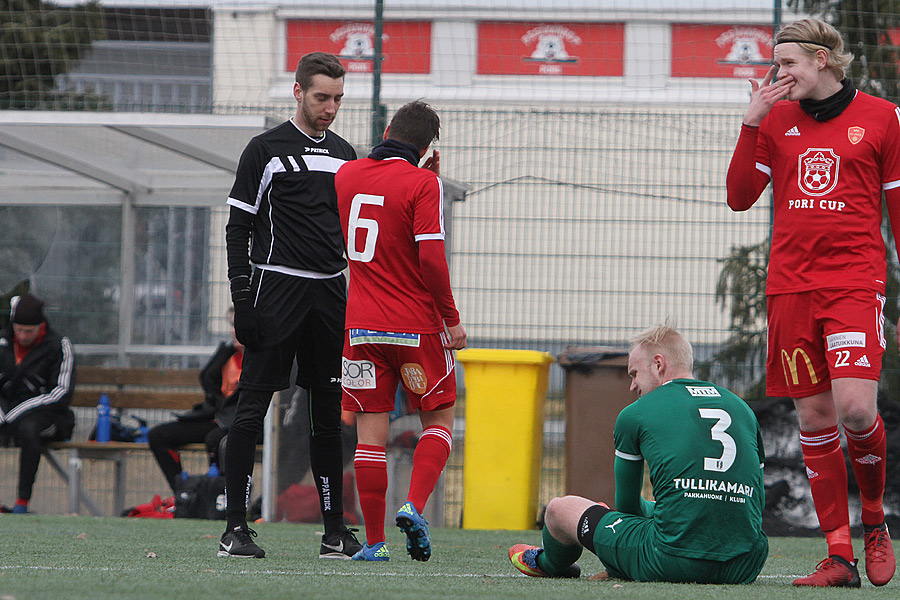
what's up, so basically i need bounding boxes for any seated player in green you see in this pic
[509,323,769,583]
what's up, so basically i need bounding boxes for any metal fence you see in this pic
[1,103,766,361]
[1,102,772,524]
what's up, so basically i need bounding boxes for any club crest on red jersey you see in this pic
[847,126,865,145]
[798,148,840,196]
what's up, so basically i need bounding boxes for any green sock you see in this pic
[536,525,583,575]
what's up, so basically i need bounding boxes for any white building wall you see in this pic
[213,9,279,107]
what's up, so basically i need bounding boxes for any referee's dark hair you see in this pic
[295,52,346,89]
[387,100,440,152]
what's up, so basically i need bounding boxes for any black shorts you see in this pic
[239,269,346,392]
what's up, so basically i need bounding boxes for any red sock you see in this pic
[845,414,886,526]
[407,426,452,513]
[354,444,387,545]
[800,426,853,561]
[14,498,28,508]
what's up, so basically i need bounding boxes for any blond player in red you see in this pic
[335,101,466,562]
[726,18,900,588]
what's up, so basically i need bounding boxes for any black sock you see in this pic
[224,426,258,530]
[310,432,345,534]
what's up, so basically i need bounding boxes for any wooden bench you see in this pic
[43,366,210,516]
[71,366,205,411]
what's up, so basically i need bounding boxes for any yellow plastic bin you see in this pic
[457,348,555,530]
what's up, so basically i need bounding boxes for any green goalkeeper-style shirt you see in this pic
[613,378,766,561]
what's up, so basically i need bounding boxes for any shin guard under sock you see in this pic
[800,426,853,561]
[224,427,257,530]
[845,414,887,526]
[407,426,452,513]
[310,432,345,534]
[536,524,583,576]
[354,444,387,545]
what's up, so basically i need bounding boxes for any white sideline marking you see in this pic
[0,566,816,581]
[240,570,520,578]
[0,565,519,578]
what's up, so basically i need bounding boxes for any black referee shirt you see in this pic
[227,120,357,274]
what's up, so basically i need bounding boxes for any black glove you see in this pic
[231,275,260,351]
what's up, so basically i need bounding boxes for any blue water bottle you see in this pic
[96,393,111,443]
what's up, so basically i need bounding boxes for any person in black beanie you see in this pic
[0,292,76,513]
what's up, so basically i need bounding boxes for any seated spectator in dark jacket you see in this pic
[149,310,243,494]
[0,293,76,514]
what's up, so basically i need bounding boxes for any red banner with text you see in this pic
[285,20,431,74]
[477,22,624,76]
[671,24,774,79]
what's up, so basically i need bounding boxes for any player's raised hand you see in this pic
[422,149,440,176]
[743,65,794,127]
[443,322,466,350]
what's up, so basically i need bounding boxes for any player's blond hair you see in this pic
[775,19,853,80]
[630,321,693,372]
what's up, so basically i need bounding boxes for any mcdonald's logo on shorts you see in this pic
[781,348,819,387]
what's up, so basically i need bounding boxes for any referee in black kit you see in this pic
[218,52,362,559]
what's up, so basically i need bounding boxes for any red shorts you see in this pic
[341,329,457,413]
[766,289,885,398]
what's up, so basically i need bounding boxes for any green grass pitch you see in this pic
[1,515,896,599]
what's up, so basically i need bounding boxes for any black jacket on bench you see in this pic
[0,324,75,435]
